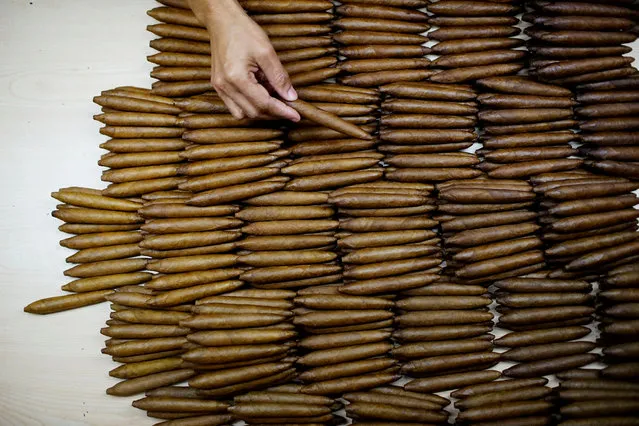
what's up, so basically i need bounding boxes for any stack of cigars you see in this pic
[23,0,639,425]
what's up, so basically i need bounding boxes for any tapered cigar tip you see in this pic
[23,304,37,314]
[60,284,71,291]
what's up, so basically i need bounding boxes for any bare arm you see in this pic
[188,0,300,121]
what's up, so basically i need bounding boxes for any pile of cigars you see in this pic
[24,0,639,425]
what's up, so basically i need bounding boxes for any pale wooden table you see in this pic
[1,1,638,425]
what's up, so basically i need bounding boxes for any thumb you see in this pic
[257,49,297,101]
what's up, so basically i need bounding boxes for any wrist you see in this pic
[205,0,247,31]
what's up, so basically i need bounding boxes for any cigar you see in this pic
[339,45,431,59]
[534,1,639,19]
[433,38,524,55]
[149,37,210,55]
[336,4,428,22]
[431,64,524,84]
[429,1,519,16]
[339,69,436,87]
[333,31,427,45]
[477,76,572,97]
[538,56,634,80]
[457,401,552,422]
[496,327,591,348]
[430,26,520,41]
[433,50,526,69]
[333,18,429,34]
[405,370,501,393]
[286,99,371,140]
[240,0,333,13]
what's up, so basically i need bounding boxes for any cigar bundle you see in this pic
[525,1,639,86]
[23,187,148,315]
[378,82,481,172]
[557,375,639,425]
[476,76,582,179]
[237,190,341,289]
[532,173,639,278]
[453,375,554,424]
[334,0,433,87]
[428,0,525,83]
[231,385,345,425]
[94,87,188,197]
[597,262,639,384]
[397,279,498,385]
[492,277,598,379]
[575,77,639,180]
[436,178,543,284]
[294,291,397,395]
[342,387,450,425]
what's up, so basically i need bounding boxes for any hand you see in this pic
[189,0,300,122]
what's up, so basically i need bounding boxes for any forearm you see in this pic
[187,0,246,30]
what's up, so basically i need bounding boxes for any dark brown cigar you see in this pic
[432,38,524,55]
[339,45,431,59]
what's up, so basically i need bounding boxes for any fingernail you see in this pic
[287,87,298,101]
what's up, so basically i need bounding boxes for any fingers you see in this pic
[232,77,301,122]
[213,67,300,122]
[256,47,298,102]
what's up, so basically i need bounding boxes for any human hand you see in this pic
[188,0,300,122]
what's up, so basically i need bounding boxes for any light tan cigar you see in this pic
[101,164,179,183]
[187,180,286,206]
[283,158,379,176]
[295,294,393,310]
[340,217,438,232]
[99,125,183,138]
[191,304,292,317]
[52,206,143,224]
[187,328,295,347]
[284,57,338,76]
[339,70,437,88]
[100,138,187,153]
[239,250,336,267]
[241,220,338,236]
[245,191,328,206]
[101,324,189,339]
[102,177,186,198]
[109,357,184,380]
[148,52,209,67]
[182,344,291,365]
[133,396,229,414]
[102,335,188,357]
[300,358,396,383]
[147,6,201,26]
[343,244,439,264]
[240,264,342,284]
[99,152,182,169]
[301,372,397,395]
[144,269,243,292]
[147,281,244,307]
[289,67,341,86]
[178,153,283,176]
[195,295,293,308]
[65,243,141,264]
[110,309,190,325]
[285,169,383,191]
[94,111,178,127]
[182,128,283,144]
[237,235,335,252]
[189,362,294,390]
[64,258,148,278]
[236,206,333,222]
[60,231,142,249]
[297,342,392,367]
[180,142,281,160]
[23,290,114,314]
[179,313,288,331]
[141,217,241,234]
[106,369,196,396]
[140,231,239,251]
[151,79,213,97]
[179,167,280,192]
[101,88,173,104]
[61,272,151,292]
[251,274,342,290]
[340,58,431,74]
[295,310,393,328]
[93,94,181,114]
[146,254,237,274]
[139,204,238,218]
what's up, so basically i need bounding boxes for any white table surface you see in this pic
[1,1,638,425]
